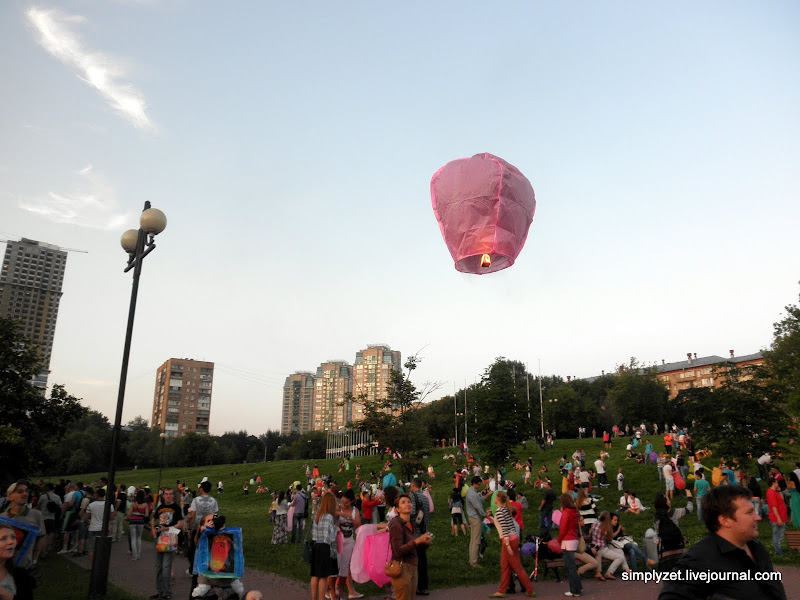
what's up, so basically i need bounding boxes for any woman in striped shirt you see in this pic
[577,489,597,535]
[489,492,534,598]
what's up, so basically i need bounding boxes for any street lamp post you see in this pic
[156,433,168,493]
[89,201,166,599]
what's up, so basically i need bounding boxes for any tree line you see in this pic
[2,282,798,480]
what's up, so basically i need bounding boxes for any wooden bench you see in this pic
[786,531,800,552]
[532,536,612,582]
[532,556,565,582]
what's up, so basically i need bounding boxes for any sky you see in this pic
[1,1,799,435]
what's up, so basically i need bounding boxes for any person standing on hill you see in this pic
[539,480,556,536]
[693,472,710,522]
[466,476,486,569]
[409,479,430,596]
[290,484,307,544]
[766,477,787,557]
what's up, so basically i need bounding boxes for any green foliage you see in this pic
[675,364,789,464]
[471,358,530,466]
[763,284,800,416]
[60,433,800,592]
[274,430,327,460]
[606,358,669,426]
[0,316,86,481]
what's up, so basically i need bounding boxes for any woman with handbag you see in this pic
[557,493,583,597]
[488,492,534,598]
[388,494,432,600]
[588,512,630,580]
[310,492,339,600]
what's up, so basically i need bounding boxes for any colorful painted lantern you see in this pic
[431,153,536,274]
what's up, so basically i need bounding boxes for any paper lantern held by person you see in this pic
[431,153,536,274]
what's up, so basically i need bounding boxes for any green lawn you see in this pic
[38,555,145,600]
[62,437,800,590]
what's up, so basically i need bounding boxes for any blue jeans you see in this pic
[291,515,305,543]
[624,542,648,570]
[771,522,785,555]
[563,550,582,595]
[154,549,174,597]
[539,509,552,535]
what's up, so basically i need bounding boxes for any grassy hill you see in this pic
[62,436,800,590]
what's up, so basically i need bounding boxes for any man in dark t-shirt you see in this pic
[149,489,184,600]
[538,480,556,536]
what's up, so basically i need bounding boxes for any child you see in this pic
[617,468,624,491]
[191,514,244,598]
[449,488,467,536]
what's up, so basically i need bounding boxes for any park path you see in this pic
[66,538,800,599]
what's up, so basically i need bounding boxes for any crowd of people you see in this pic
[0,477,264,600]
[0,422,795,600]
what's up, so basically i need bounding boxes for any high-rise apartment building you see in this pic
[313,361,352,431]
[351,345,401,422]
[151,358,214,437]
[282,372,315,436]
[0,238,68,390]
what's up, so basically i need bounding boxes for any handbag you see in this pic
[301,515,314,564]
[302,540,313,564]
[611,535,634,550]
[155,527,179,553]
[385,559,403,578]
[577,517,586,553]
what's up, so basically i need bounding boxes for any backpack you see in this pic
[46,493,59,515]
[66,491,85,527]
[658,515,685,552]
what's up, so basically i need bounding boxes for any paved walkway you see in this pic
[67,538,800,599]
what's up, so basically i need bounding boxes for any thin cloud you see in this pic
[20,165,130,230]
[26,7,155,131]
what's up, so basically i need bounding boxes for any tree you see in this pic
[675,364,788,464]
[470,358,531,467]
[763,284,800,416]
[353,354,440,480]
[606,358,669,427]
[0,317,86,480]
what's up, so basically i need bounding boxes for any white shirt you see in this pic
[595,459,605,474]
[629,496,643,511]
[86,500,113,532]
[663,464,674,481]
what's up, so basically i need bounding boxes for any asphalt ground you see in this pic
[66,536,800,600]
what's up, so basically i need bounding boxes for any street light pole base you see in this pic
[88,535,112,598]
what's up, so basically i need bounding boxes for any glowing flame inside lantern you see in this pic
[480,254,492,268]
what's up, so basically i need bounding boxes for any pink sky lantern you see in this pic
[431,153,536,274]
